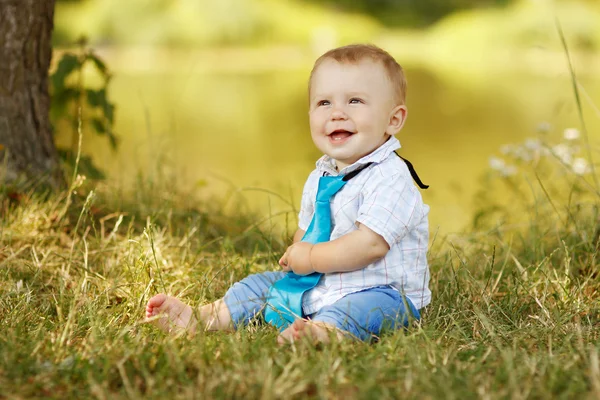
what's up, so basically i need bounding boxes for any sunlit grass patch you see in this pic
[2,152,600,398]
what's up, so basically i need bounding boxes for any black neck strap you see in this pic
[342,162,374,182]
[329,156,429,190]
[395,152,429,189]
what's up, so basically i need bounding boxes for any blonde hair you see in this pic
[309,44,407,105]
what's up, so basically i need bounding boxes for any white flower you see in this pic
[489,157,505,170]
[552,144,572,164]
[500,144,513,155]
[502,165,518,177]
[563,128,580,140]
[537,122,552,133]
[514,147,532,162]
[524,138,541,151]
[572,158,589,175]
[74,174,86,188]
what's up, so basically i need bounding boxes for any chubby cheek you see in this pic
[353,113,375,133]
[310,130,327,153]
[308,112,326,134]
[308,121,319,138]
[309,118,328,149]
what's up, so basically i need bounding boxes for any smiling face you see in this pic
[308,58,407,170]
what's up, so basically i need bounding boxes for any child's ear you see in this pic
[386,105,407,136]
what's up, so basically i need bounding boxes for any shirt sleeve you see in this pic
[355,172,425,247]
[298,171,318,231]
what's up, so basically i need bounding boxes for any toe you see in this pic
[147,293,167,308]
[278,325,296,344]
[291,318,307,332]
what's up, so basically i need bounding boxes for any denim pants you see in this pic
[223,271,420,341]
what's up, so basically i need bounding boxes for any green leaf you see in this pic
[104,102,115,124]
[51,45,118,160]
[107,131,118,150]
[86,89,106,108]
[51,88,79,118]
[91,118,106,135]
[51,53,79,92]
[88,52,108,76]
[60,88,81,101]
[90,118,118,150]
[57,148,106,180]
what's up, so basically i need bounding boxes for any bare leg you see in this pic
[145,294,234,335]
[277,318,348,345]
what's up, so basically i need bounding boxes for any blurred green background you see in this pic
[51,0,600,234]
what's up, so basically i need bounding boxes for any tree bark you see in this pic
[0,0,62,187]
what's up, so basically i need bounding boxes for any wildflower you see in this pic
[514,147,532,162]
[572,158,589,175]
[501,165,518,177]
[524,138,541,151]
[552,144,572,164]
[537,122,551,133]
[73,174,87,188]
[500,144,513,155]
[563,128,580,140]
[489,157,505,171]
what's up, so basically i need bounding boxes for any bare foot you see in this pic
[277,319,302,344]
[145,294,197,334]
[277,319,347,345]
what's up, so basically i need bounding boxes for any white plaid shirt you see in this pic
[299,136,431,314]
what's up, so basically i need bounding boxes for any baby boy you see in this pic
[146,44,431,343]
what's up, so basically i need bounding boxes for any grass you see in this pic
[1,159,600,399]
[3,16,600,396]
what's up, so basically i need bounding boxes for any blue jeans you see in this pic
[223,271,420,341]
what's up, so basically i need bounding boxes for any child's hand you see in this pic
[281,242,314,276]
[279,250,291,272]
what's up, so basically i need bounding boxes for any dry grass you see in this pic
[1,167,600,399]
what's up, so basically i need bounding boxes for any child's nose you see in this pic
[330,107,348,120]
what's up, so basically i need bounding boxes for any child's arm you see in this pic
[293,229,305,243]
[282,170,427,276]
[311,223,388,273]
[279,223,388,275]
[278,229,306,270]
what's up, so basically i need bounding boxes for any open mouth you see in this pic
[329,129,354,142]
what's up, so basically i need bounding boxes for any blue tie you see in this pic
[263,156,428,329]
[264,175,347,329]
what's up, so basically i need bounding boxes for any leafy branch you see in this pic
[50,37,117,179]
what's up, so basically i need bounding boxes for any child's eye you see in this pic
[317,100,330,106]
[349,98,363,104]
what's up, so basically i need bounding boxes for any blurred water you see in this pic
[55,49,600,235]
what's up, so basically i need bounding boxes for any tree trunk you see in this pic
[0,0,62,187]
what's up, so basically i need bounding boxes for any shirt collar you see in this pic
[315,136,402,176]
